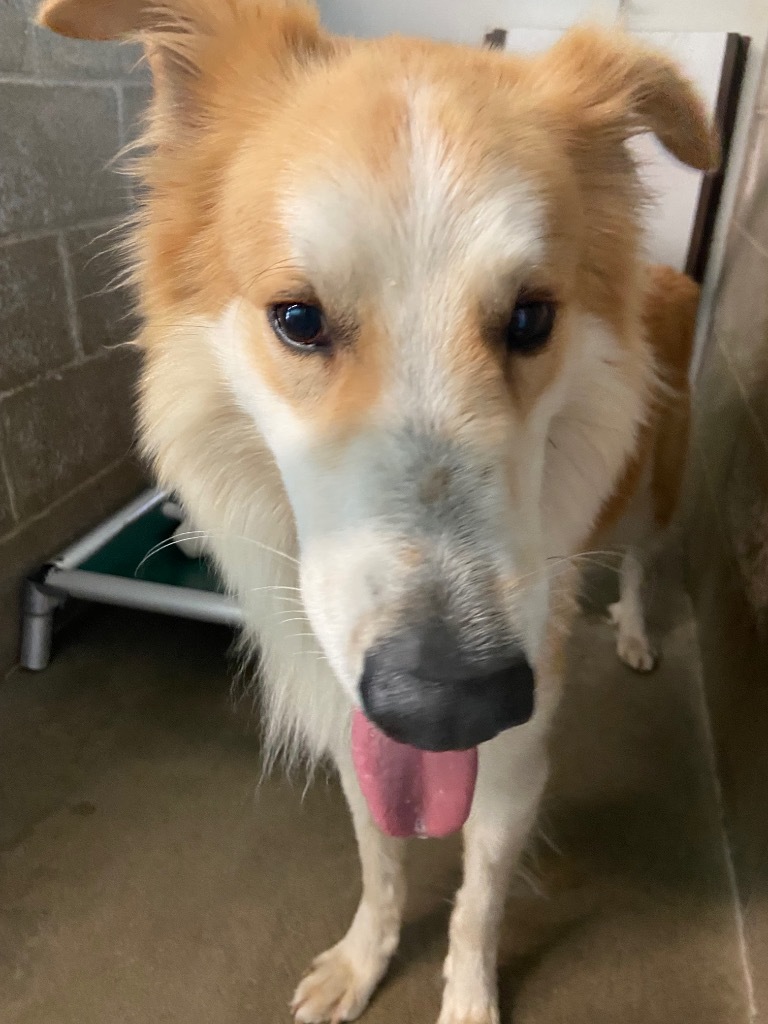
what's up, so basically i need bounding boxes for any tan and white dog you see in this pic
[37,2,716,1021]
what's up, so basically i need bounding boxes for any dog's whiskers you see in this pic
[277,616,312,628]
[504,549,619,594]
[136,528,300,576]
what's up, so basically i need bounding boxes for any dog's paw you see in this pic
[291,945,380,1024]
[616,630,658,673]
[608,603,657,673]
[437,1001,500,1024]
[438,968,499,1024]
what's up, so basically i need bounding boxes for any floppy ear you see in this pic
[38,0,154,40]
[37,0,327,117]
[37,0,318,39]
[536,25,720,172]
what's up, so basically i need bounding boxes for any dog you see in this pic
[38,3,717,1021]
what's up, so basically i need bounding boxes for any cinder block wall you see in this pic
[0,2,152,673]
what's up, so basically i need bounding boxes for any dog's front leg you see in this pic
[438,729,548,1024]
[292,751,406,1023]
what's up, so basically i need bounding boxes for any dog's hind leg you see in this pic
[438,729,547,1024]
[608,372,690,674]
[608,545,658,672]
[292,754,406,1023]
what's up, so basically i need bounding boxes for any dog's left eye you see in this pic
[269,302,330,351]
[505,299,556,355]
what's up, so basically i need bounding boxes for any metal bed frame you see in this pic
[20,488,243,671]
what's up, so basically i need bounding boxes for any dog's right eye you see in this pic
[269,302,331,352]
[505,299,556,356]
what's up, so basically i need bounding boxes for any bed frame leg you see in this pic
[20,580,60,672]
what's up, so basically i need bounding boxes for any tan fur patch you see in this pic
[593,265,699,538]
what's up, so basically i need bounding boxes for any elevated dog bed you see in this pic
[21,489,242,671]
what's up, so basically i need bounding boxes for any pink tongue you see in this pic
[351,709,478,839]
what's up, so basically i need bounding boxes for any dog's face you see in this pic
[218,62,584,749]
[40,0,717,752]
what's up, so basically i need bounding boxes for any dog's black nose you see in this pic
[359,619,535,752]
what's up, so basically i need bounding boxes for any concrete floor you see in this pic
[0,592,756,1024]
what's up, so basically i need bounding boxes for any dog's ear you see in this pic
[37,0,327,112]
[37,0,319,39]
[37,0,154,40]
[534,25,720,172]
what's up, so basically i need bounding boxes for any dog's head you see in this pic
[40,0,717,753]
